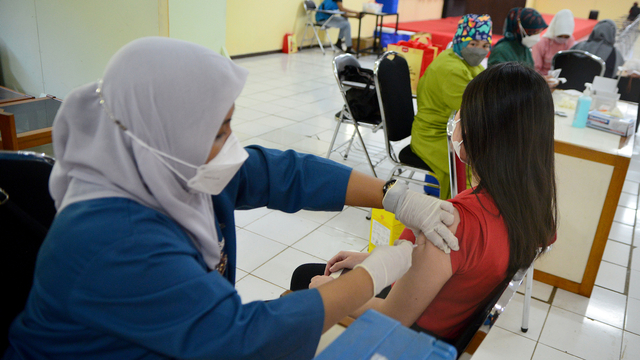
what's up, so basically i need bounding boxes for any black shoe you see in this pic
[335,38,343,49]
[345,47,356,54]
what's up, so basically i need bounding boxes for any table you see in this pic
[355,11,398,58]
[532,90,637,297]
[0,86,33,105]
[0,96,62,150]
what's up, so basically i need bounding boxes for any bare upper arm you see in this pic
[374,235,454,326]
[351,207,459,325]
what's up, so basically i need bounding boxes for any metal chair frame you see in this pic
[551,50,605,91]
[453,267,527,359]
[327,53,386,177]
[373,51,439,189]
[300,1,342,55]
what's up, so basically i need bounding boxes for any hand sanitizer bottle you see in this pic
[572,86,592,128]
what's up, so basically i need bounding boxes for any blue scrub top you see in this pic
[316,0,341,22]
[5,146,352,360]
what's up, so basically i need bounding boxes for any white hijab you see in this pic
[543,9,574,39]
[49,37,248,269]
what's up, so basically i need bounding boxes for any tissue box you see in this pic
[369,208,405,252]
[587,110,635,137]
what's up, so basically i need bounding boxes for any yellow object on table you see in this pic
[369,208,405,252]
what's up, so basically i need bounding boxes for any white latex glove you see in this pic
[383,181,458,253]
[354,240,413,296]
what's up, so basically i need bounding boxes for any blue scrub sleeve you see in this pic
[60,200,324,360]
[229,146,353,212]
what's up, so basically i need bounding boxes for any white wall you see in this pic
[0,0,227,100]
[169,0,227,55]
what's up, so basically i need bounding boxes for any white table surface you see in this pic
[553,90,636,158]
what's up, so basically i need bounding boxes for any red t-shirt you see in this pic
[400,187,510,339]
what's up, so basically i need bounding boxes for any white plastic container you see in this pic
[363,2,383,13]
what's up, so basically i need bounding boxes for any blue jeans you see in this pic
[321,16,352,47]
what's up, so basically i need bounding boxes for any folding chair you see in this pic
[373,51,439,190]
[0,151,56,352]
[327,53,386,177]
[552,50,605,92]
[520,245,553,333]
[300,1,342,55]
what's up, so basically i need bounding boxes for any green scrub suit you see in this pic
[410,48,483,199]
[487,40,534,68]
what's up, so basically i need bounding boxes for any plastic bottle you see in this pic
[572,86,592,128]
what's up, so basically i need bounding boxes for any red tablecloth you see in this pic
[383,14,597,49]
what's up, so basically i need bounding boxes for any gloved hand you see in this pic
[383,181,458,253]
[354,240,413,296]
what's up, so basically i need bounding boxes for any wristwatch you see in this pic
[382,179,397,197]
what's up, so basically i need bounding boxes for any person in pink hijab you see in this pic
[532,9,575,76]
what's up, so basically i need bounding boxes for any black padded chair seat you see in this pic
[398,145,434,172]
[334,110,382,126]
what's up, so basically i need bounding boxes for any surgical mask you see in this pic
[449,119,466,164]
[519,22,540,48]
[121,130,247,195]
[96,80,248,195]
[460,46,489,67]
[554,36,569,44]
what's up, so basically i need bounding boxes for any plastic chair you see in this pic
[552,50,605,92]
[0,151,56,352]
[300,0,342,55]
[327,53,386,177]
[373,51,439,189]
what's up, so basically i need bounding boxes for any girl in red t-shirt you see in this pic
[311,62,558,339]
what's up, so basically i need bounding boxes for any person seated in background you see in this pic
[316,0,362,54]
[307,62,558,340]
[488,7,548,68]
[410,14,492,200]
[629,2,640,22]
[532,9,575,76]
[571,19,624,78]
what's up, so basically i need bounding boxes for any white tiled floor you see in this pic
[31,48,640,359]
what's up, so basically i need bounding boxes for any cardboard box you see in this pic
[586,110,635,137]
[369,208,405,252]
[352,37,374,51]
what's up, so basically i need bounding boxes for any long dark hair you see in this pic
[460,62,557,273]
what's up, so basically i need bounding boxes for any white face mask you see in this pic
[519,22,541,48]
[96,80,248,195]
[124,131,248,195]
[187,134,248,195]
[449,119,466,164]
[554,36,569,44]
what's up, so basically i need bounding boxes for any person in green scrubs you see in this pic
[411,14,492,200]
[488,7,548,67]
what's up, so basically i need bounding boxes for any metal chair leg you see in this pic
[326,114,343,158]
[521,264,534,332]
[354,125,377,177]
[312,25,325,55]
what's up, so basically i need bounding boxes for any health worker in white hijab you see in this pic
[5,37,457,360]
[532,9,576,76]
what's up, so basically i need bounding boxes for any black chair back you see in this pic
[303,0,317,11]
[552,50,605,92]
[0,151,55,352]
[374,52,414,142]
